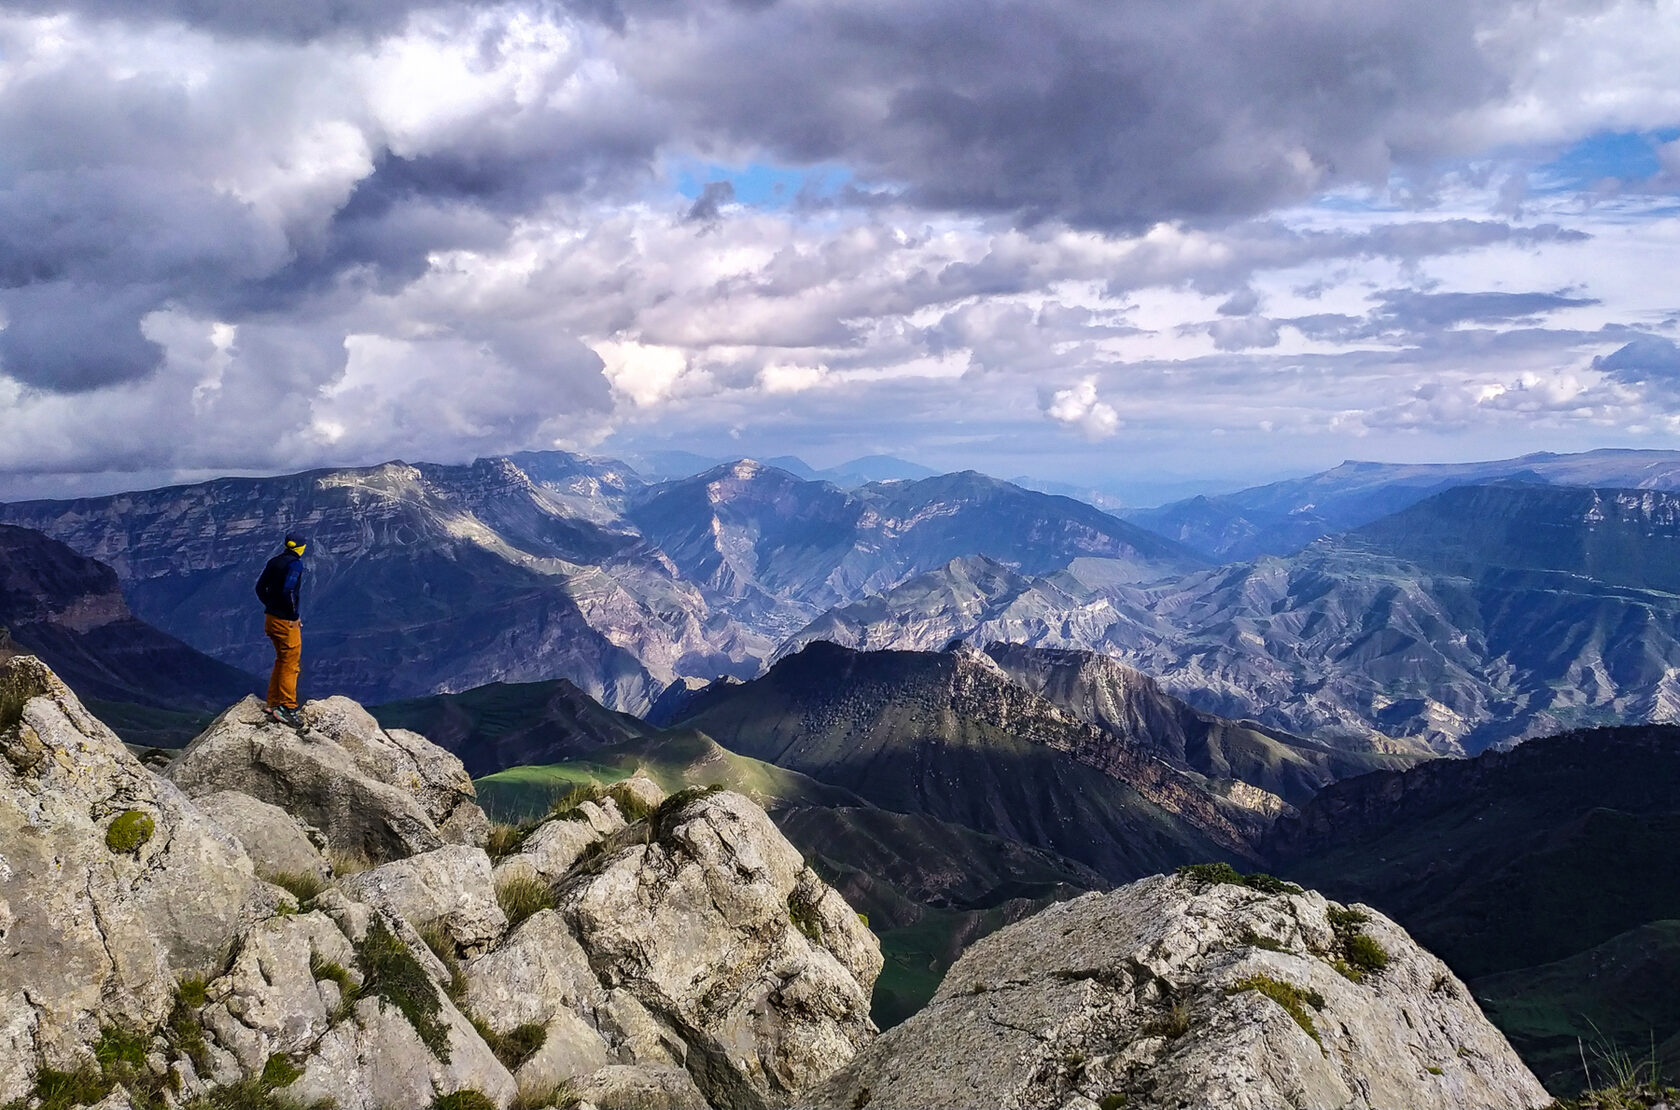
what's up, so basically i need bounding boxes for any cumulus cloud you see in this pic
[1042,377,1120,439]
[1593,336,1680,382]
[3,0,1680,496]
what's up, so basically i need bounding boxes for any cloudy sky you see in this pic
[2,0,1680,503]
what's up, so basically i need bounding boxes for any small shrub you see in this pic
[262,869,329,905]
[261,1053,304,1089]
[512,1084,578,1110]
[356,916,450,1061]
[648,784,727,842]
[469,1017,547,1071]
[788,895,824,943]
[93,1025,149,1074]
[328,847,373,877]
[14,1066,111,1110]
[1343,933,1390,975]
[431,1091,498,1110]
[1098,1095,1129,1110]
[604,781,658,823]
[550,783,608,820]
[1228,974,1324,1044]
[177,974,209,1008]
[106,809,155,854]
[495,871,556,929]
[1327,906,1369,931]
[1176,862,1300,895]
[1426,1065,1444,1075]
[1326,904,1389,983]
[1240,928,1287,953]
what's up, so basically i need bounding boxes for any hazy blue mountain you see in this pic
[0,524,257,744]
[1129,448,1680,560]
[818,455,939,485]
[783,484,1680,754]
[1267,723,1680,1093]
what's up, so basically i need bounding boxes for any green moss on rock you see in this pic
[105,809,155,854]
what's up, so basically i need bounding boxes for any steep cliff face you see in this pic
[0,655,881,1110]
[984,642,1419,806]
[805,872,1551,1110]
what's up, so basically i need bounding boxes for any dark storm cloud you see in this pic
[1593,336,1680,382]
[1371,289,1599,328]
[0,0,465,40]
[685,180,736,223]
[610,0,1504,229]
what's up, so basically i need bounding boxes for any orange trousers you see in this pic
[264,615,301,709]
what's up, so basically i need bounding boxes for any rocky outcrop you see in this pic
[806,872,1551,1110]
[3,657,883,1110]
[166,695,489,864]
[556,789,883,1109]
[0,656,256,1104]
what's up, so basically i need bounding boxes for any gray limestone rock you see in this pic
[0,656,255,1104]
[195,789,330,883]
[166,695,488,864]
[558,789,881,1109]
[339,845,507,953]
[568,1063,711,1110]
[805,873,1552,1110]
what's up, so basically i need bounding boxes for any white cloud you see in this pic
[1043,377,1120,439]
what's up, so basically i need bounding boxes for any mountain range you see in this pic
[1128,448,1680,561]
[788,482,1680,753]
[0,455,1197,711]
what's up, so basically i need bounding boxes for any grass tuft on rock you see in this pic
[1228,974,1325,1044]
[485,822,533,861]
[105,809,155,854]
[495,871,556,929]
[430,1091,498,1110]
[788,894,824,943]
[416,920,467,1002]
[260,869,329,906]
[355,916,451,1062]
[468,1015,548,1071]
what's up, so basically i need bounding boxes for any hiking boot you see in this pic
[266,704,303,728]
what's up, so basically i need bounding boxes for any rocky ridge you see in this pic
[807,870,1551,1110]
[0,654,881,1110]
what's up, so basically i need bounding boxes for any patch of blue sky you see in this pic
[1532,129,1680,192]
[671,159,855,209]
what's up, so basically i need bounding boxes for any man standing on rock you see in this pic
[255,533,307,727]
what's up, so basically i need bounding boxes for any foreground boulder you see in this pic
[167,695,489,863]
[806,871,1551,1110]
[0,656,255,1104]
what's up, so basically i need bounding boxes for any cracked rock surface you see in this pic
[804,872,1551,1110]
[0,656,254,1104]
[166,695,489,864]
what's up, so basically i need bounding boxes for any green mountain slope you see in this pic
[671,641,1261,881]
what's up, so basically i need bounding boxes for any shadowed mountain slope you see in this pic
[1267,723,1680,1094]
[669,641,1269,881]
[0,524,256,743]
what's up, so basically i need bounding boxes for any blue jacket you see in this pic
[255,550,304,622]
